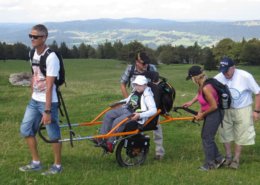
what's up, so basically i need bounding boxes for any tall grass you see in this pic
[0,59,260,185]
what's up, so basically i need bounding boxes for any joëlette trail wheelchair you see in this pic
[38,77,199,167]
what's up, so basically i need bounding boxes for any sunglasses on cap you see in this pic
[138,60,149,66]
[29,34,44,39]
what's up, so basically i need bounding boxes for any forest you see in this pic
[1,37,260,70]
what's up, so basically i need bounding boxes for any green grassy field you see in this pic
[0,59,260,185]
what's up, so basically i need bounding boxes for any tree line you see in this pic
[1,37,260,69]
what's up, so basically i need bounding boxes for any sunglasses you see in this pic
[138,60,149,66]
[29,34,44,39]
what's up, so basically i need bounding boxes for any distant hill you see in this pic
[1,18,260,49]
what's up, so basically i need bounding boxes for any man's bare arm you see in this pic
[121,83,128,98]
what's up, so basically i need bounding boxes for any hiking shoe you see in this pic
[229,160,239,169]
[92,138,106,147]
[222,156,233,167]
[100,142,114,153]
[154,155,164,160]
[41,165,62,175]
[89,138,99,144]
[19,161,43,171]
[198,165,215,170]
[198,166,210,171]
[215,157,226,169]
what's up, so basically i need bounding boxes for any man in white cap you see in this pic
[96,75,157,152]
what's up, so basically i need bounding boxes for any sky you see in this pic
[1,0,260,23]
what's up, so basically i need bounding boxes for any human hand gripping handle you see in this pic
[183,101,193,108]
[196,112,204,121]
[38,120,58,143]
[41,113,52,125]
[183,94,198,108]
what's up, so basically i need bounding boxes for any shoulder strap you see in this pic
[39,48,53,77]
[30,49,35,74]
[127,64,136,88]
[202,79,212,102]
[30,49,35,62]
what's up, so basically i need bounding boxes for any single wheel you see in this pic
[116,139,149,167]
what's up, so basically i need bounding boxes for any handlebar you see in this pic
[173,107,198,115]
[38,122,59,143]
[38,121,75,146]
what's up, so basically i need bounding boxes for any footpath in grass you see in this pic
[0,59,260,185]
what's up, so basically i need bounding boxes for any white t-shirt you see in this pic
[31,48,60,103]
[214,69,260,109]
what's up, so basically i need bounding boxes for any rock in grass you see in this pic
[9,72,32,86]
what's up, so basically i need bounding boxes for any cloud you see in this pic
[7,6,24,11]
[161,2,192,10]
[0,0,19,6]
[56,9,81,17]
[1,0,260,23]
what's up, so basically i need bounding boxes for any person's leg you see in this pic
[25,136,40,161]
[40,102,63,175]
[45,102,61,165]
[100,109,125,135]
[53,142,62,165]
[153,123,165,159]
[234,144,243,159]
[201,110,221,169]
[229,106,255,169]
[218,109,234,166]
[20,99,42,161]
[107,109,132,144]
[223,142,232,154]
[214,109,226,168]
[19,99,43,171]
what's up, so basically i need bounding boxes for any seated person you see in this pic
[94,75,157,152]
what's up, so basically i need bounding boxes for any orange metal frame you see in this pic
[74,103,197,140]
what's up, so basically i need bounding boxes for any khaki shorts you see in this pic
[218,105,255,145]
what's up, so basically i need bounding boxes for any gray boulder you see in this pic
[9,72,32,86]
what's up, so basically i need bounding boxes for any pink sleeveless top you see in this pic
[198,84,219,112]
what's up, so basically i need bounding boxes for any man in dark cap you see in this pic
[120,51,165,160]
[183,57,260,169]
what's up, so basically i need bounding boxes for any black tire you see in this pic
[116,139,149,167]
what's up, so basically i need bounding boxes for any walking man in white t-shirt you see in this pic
[183,57,260,169]
[214,57,260,169]
[19,24,62,175]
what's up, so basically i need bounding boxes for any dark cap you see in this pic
[136,52,150,64]
[218,57,235,72]
[186,66,203,81]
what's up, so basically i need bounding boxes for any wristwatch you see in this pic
[45,110,51,114]
[254,110,260,113]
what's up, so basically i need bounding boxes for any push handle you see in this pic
[173,107,198,115]
[38,122,59,143]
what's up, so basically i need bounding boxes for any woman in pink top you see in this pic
[186,66,225,170]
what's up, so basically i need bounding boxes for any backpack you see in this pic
[132,71,175,114]
[159,77,176,114]
[30,48,65,87]
[127,64,150,88]
[202,78,232,110]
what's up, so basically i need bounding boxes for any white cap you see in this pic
[132,75,148,85]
